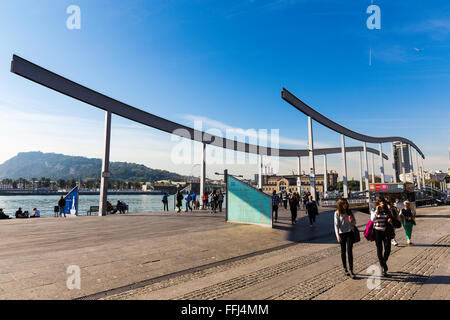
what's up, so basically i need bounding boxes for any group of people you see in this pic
[271,190,320,226]
[106,200,127,214]
[0,207,40,219]
[334,197,416,279]
[173,190,224,214]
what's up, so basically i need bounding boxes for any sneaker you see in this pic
[344,269,350,276]
[349,271,356,279]
[391,239,398,246]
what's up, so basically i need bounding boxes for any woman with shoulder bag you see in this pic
[400,200,415,245]
[371,199,393,276]
[335,198,357,279]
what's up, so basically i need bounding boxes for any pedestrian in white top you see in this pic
[334,198,356,279]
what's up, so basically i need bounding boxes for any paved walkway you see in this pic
[0,204,448,300]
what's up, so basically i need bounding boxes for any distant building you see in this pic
[260,171,338,195]
[393,142,412,182]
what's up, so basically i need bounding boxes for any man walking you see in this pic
[271,190,280,222]
[58,196,66,218]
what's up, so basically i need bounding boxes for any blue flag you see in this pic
[64,186,79,216]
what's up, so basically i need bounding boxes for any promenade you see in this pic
[0,205,448,300]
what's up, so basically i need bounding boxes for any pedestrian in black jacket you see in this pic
[305,195,319,227]
[58,196,66,218]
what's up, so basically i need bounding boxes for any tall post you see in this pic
[308,117,316,200]
[323,154,328,195]
[379,143,385,183]
[363,142,369,190]
[409,145,414,184]
[297,156,302,194]
[200,143,206,208]
[371,153,375,183]
[391,142,398,183]
[99,111,112,217]
[341,134,348,198]
[416,151,421,189]
[359,151,363,192]
[258,154,263,189]
[400,143,406,182]
[421,157,425,188]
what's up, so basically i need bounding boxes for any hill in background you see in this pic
[0,152,187,182]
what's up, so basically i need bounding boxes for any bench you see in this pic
[87,206,99,216]
[87,205,129,215]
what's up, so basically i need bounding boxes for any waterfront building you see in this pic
[260,171,338,195]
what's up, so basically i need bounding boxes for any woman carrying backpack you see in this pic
[400,200,415,245]
[335,198,356,279]
[371,199,394,276]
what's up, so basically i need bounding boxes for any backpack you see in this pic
[364,220,375,241]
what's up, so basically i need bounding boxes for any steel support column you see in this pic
[200,143,206,208]
[409,144,414,184]
[99,111,111,217]
[359,151,363,192]
[416,151,421,189]
[323,154,328,195]
[297,156,302,194]
[341,134,348,198]
[392,142,398,183]
[363,142,369,190]
[371,153,375,183]
[379,143,385,183]
[258,154,263,189]
[308,117,316,200]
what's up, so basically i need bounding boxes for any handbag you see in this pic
[352,225,361,243]
[364,220,375,241]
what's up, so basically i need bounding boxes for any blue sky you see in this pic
[0,0,449,180]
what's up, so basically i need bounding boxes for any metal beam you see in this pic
[10,55,390,160]
[281,88,425,159]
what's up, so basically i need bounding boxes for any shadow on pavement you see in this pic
[354,271,450,285]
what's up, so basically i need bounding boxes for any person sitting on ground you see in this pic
[15,208,29,219]
[30,208,40,218]
[106,201,114,214]
[0,208,11,219]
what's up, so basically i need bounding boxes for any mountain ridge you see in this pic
[0,151,187,182]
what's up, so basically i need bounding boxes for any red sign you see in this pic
[369,184,375,190]
[382,184,388,190]
[375,185,381,190]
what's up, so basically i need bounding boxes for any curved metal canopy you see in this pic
[10,55,388,160]
[282,88,425,159]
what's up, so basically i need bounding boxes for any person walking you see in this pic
[335,198,356,279]
[302,192,308,210]
[282,191,288,210]
[289,193,298,225]
[185,192,192,212]
[210,190,218,214]
[58,196,66,218]
[176,191,183,213]
[202,192,209,210]
[162,193,169,211]
[371,199,394,276]
[217,190,224,212]
[191,192,197,210]
[388,200,400,246]
[305,195,319,227]
[400,200,416,245]
[271,190,280,222]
